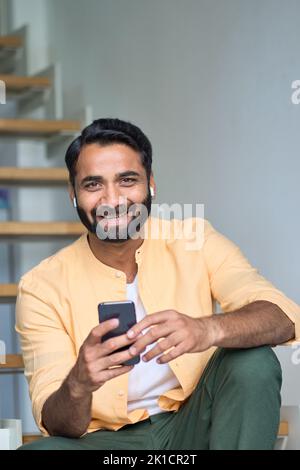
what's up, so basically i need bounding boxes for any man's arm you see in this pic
[210,300,295,348]
[42,319,136,438]
[42,372,93,438]
[126,300,295,365]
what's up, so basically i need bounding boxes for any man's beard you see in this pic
[75,188,152,243]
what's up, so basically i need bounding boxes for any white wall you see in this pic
[7,0,300,443]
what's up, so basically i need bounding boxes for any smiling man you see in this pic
[16,118,300,450]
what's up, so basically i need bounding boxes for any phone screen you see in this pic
[98,300,140,366]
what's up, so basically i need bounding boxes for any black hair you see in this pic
[65,118,152,187]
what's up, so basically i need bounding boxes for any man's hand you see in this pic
[42,319,142,437]
[126,310,220,364]
[69,318,140,398]
[125,302,295,367]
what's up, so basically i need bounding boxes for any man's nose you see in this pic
[100,185,126,209]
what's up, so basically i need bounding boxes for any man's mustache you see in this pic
[92,203,143,219]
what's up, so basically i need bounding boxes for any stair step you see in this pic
[0,354,24,370]
[278,421,289,436]
[0,118,81,138]
[0,222,84,238]
[0,35,23,50]
[22,433,42,445]
[0,74,51,93]
[0,283,17,303]
[0,167,68,185]
[19,423,291,441]
[18,422,288,444]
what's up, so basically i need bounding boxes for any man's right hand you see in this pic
[68,318,138,398]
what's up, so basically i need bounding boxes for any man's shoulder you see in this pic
[147,216,212,248]
[20,234,87,286]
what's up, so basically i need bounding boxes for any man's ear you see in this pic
[149,173,156,197]
[68,183,76,207]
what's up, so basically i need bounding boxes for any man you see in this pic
[16,118,300,450]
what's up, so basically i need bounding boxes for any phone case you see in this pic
[98,300,140,366]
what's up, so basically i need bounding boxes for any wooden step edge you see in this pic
[19,422,289,444]
[22,433,43,445]
[0,74,51,90]
[0,35,23,49]
[0,222,85,237]
[0,118,81,135]
[278,420,289,436]
[0,354,24,370]
[0,167,69,184]
[0,283,17,301]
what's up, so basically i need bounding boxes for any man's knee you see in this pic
[218,346,282,391]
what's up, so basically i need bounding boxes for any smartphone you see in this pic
[98,300,140,366]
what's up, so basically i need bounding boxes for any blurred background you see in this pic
[0,0,299,449]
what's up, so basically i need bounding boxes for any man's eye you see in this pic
[85,181,101,189]
[121,178,136,184]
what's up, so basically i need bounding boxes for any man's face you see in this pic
[71,143,154,242]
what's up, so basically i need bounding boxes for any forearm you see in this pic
[210,300,295,348]
[42,369,92,438]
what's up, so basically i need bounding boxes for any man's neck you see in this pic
[87,232,144,279]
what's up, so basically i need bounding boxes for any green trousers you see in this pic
[19,346,282,450]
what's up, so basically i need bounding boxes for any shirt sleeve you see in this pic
[203,220,300,344]
[15,273,77,436]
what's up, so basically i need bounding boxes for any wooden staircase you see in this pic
[0,118,81,138]
[0,33,24,74]
[0,35,23,50]
[0,354,24,370]
[0,283,17,303]
[0,29,83,386]
[0,221,84,239]
[0,167,68,185]
[0,74,51,94]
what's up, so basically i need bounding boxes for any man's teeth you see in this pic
[102,213,127,219]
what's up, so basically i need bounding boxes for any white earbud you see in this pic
[150,187,155,197]
[73,197,77,208]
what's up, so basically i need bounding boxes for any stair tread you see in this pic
[0,167,68,184]
[19,421,289,441]
[0,74,51,91]
[278,420,289,436]
[22,433,42,444]
[0,283,17,297]
[0,35,23,49]
[0,354,24,369]
[0,221,85,236]
[0,118,81,135]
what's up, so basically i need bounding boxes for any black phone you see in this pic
[98,300,140,366]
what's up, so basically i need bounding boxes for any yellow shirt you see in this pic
[15,217,300,435]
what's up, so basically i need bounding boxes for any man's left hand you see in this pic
[127,310,219,364]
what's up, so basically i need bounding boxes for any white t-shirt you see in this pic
[127,276,180,415]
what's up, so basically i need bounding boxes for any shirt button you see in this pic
[115,271,122,278]
[118,390,125,397]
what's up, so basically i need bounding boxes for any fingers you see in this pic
[100,346,143,370]
[98,331,138,358]
[86,318,120,346]
[141,333,179,363]
[142,332,184,364]
[127,310,173,340]
[93,364,135,388]
[128,323,174,358]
